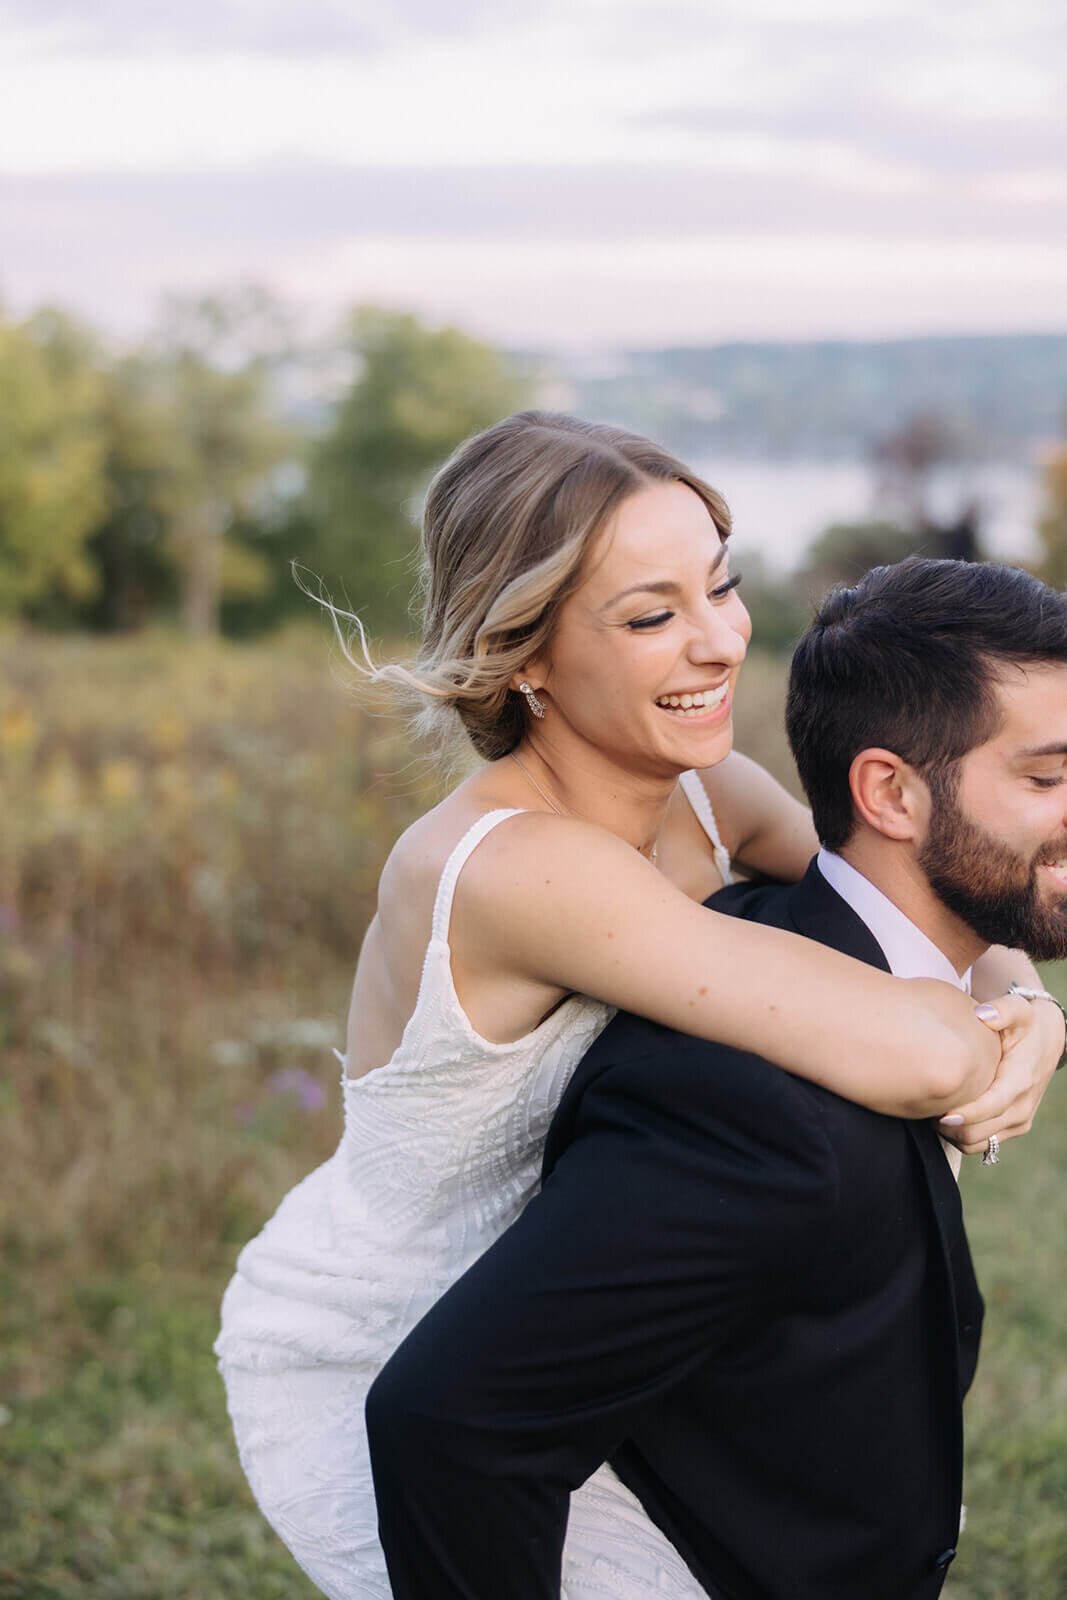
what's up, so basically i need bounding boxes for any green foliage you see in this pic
[0,1271,322,1599]
[310,307,525,634]
[0,311,108,618]
[736,525,926,660]
[733,554,811,657]
[948,1058,1067,1600]
[3,288,1058,643]
[0,292,305,636]
[80,353,182,631]
[142,292,297,636]
[1035,443,1067,592]
[0,630,444,1594]
[799,518,925,594]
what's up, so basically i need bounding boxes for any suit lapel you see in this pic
[785,857,894,975]
[785,859,983,1397]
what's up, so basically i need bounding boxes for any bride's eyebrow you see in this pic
[601,544,728,610]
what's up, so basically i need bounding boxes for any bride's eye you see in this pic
[627,610,673,631]
[710,573,742,601]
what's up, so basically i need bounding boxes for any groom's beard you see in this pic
[920,788,1067,963]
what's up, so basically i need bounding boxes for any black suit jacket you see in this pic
[367,861,984,1600]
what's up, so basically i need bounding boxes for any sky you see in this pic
[2,0,1066,348]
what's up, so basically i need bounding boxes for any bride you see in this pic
[215,412,1058,1598]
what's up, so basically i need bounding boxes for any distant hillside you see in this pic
[524,335,1067,461]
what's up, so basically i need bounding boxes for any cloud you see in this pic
[636,98,1067,181]
[3,164,1066,346]
[0,27,663,174]
[618,5,1067,199]
[1,0,544,59]
[3,0,1064,182]
[5,162,1063,250]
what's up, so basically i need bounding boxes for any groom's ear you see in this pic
[848,749,930,842]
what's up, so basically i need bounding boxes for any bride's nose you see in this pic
[689,597,749,668]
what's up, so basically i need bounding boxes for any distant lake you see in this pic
[698,459,1043,575]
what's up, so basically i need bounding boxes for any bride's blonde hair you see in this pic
[333,411,731,760]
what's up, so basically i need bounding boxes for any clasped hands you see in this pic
[938,989,1065,1156]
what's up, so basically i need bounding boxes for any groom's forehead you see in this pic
[966,662,1067,766]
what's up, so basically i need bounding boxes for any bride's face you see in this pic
[525,479,751,779]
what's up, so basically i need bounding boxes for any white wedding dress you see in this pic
[216,775,731,1599]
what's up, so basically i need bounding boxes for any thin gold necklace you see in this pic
[509,750,562,813]
[508,751,658,864]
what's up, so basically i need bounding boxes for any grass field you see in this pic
[1,630,1064,1599]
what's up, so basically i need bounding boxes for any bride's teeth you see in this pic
[656,687,727,714]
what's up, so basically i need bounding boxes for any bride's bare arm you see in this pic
[694,753,816,881]
[454,813,1000,1118]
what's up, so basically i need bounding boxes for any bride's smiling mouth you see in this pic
[654,685,729,718]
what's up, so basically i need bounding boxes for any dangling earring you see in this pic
[518,680,545,719]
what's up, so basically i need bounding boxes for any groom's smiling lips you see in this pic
[1038,854,1067,889]
[1033,828,1067,889]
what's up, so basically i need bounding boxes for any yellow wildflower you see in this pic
[0,705,37,752]
[149,711,189,754]
[99,758,141,804]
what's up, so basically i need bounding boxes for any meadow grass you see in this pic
[1,630,1065,1598]
[0,627,434,1598]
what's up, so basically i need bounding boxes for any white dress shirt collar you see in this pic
[816,848,972,993]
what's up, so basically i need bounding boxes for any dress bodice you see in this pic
[334,810,612,1258]
[217,809,611,1372]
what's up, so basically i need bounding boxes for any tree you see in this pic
[869,411,984,563]
[730,553,810,657]
[310,308,525,634]
[144,289,295,635]
[799,520,928,598]
[0,309,108,619]
[1036,429,1067,593]
[79,353,180,631]
[872,412,960,527]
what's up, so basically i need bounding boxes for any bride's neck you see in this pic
[508,739,675,860]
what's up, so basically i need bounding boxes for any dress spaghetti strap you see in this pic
[678,769,733,885]
[430,809,526,944]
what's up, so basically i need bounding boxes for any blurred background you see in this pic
[1,3,1065,1596]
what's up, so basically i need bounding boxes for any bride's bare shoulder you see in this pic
[376,770,540,912]
[378,774,617,942]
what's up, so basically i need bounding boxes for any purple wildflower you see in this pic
[267,1067,326,1113]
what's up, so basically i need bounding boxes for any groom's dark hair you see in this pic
[787,557,1067,850]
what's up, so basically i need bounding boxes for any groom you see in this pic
[367,557,1067,1599]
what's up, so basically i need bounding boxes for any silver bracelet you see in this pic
[1007,983,1067,1069]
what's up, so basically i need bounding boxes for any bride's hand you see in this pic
[937,989,1065,1155]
